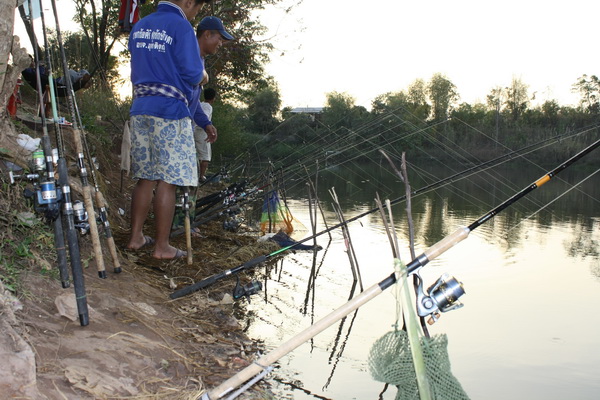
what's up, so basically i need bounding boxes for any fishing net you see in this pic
[368,331,469,400]
[368,259,469,400]
[259,191,294,235]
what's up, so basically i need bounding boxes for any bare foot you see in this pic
[152,247,186,260]
[126,235,154,251]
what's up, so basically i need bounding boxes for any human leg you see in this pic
[200,160,209,180]
[127,178,156,249]
[152,180,184,259]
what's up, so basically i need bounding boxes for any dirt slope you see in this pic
[1,98,279,399]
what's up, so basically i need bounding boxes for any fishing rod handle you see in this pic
[94,190,122,273]
[81,184,107,278]
[406,227,470,275]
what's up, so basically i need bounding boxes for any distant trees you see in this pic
[427,73,459,122]
[245,80,281,134]
[504,76,530,122]
[572,74,600,113]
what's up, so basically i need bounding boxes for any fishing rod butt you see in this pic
[114,266,122,274]
[98,270,107,279]
[79,313,89,327]
[61,281,70,289]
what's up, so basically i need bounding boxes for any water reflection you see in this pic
[238,159,600,400]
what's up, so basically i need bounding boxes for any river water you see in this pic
[237,156,600,400]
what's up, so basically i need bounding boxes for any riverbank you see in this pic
[0,100,280,399]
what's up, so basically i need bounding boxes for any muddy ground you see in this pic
[1,98,282,399]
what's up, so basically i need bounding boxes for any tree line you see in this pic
[17,0,599,166]
[215,73,600,166]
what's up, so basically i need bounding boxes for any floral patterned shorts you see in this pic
[130,115,198,186]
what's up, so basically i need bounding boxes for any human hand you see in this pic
[205,125,217,143]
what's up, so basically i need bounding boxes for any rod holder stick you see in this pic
[184,186,193,265]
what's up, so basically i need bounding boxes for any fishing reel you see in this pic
[414,272,465,324]
[176,189,191,211]
[73,200,90,235]
[233,275,262,302]
[223,208,243,232]
[219,166,229,182]
[10,159,61,223]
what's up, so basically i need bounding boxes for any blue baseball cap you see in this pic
[198,16,234,40]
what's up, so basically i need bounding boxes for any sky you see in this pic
[254,0,600,110]
[13,0,600,111]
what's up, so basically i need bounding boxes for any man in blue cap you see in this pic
[189,16,234,173]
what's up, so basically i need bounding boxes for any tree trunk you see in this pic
[1,0,37,168]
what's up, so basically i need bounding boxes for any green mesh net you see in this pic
[368,330,469,400]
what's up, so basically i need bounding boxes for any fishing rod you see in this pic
[67,63,122,274]
[170,181,255,238]
[48,0,108,278]
[29,0,90,326]
[170,130,597,299]
[198,137,600,400]
[22,4,69,288]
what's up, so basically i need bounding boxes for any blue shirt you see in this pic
[129,2,203,120]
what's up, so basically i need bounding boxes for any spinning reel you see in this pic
[414,272,465,324]
[72,200,91,235]
[233,275,262,302]
[9,149,60,222]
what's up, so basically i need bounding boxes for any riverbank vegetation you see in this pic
[14,0,599,168]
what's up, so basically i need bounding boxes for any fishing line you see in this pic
[171,132,600,298]
[505,167,600,234]
[262,117,449,198]
[453,115,600,205]
[197,136,600,400]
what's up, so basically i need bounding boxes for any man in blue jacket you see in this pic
[126,0,211,259]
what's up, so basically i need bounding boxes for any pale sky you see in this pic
[14,0,599,111]
[255,0,600,110]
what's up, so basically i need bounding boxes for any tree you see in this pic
[246,80,281,134]
[321,91,368,132]
[18,0,289,103]
[407,78,428,106]
[504,76,529,122]
[427,73,459,122]
[572,74,600,113]
[73,0,121,82]
[486,86,504,141]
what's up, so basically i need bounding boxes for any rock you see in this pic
[0,283,43,399]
